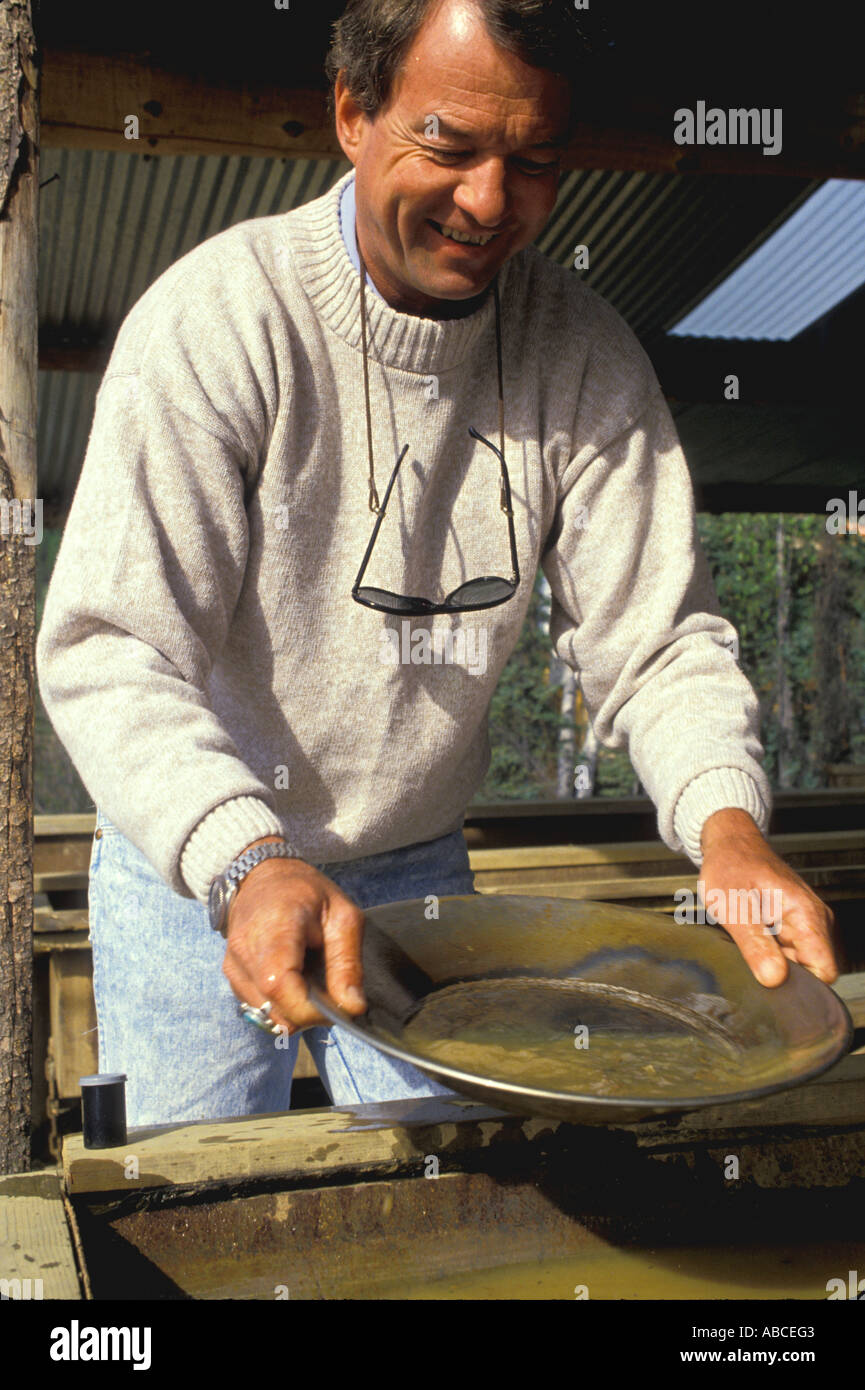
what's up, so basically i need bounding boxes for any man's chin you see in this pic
[414,264,500,304]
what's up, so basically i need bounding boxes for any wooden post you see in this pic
[0,0,38,1175]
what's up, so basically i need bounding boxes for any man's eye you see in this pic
[515,157,560,176]
[424,146,468,161]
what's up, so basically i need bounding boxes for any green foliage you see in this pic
[595,748,640,798]
[476,572,562,800]
[698,512,865,789]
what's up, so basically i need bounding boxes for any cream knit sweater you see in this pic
[36,171,770,903]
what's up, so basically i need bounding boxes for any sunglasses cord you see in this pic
[357,240,504,516]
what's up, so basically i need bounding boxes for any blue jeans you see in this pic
[88,810,476,1127]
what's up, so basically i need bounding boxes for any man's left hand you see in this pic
[698,808,840,987]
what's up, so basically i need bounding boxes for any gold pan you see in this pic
[306,894,853,1124]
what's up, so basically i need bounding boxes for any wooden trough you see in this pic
[3,1042,865,1300]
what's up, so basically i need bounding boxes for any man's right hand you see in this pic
[220,838,367,1034]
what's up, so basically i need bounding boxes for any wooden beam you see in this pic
[565,104,865,180]
[651,337,857,408]
[693,484,848,517]
[39,48,865,180]
[38,337,111,374]
[40,49,343,162]
[469,829,865,874]
[476,865,865,906]
[0,0,38,1177]
[0,1169,82,1298]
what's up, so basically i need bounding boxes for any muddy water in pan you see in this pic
[396,977,765,1098]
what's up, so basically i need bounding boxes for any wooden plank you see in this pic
[469,829,865,873]
[476,865,865,901]
[466,789,865,823]
[33,932,94,955]
[294,1039,318,1082]
[34,838,93,876]
[49,953,98,1097]
[63,1055,865,1196]
[470,840,686,871]
[63,1097,524,1194]
[34,813,95,836]
[34,870,90,893]
[0,1170,81,1298]
[34,907,89,933]
[827,764,865,787]
[41,49,343,161]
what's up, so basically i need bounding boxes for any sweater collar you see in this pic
[287,169,514,374]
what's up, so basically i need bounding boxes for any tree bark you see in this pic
[0,0,38,1176]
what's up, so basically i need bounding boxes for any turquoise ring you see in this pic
[239,1000,282,1035]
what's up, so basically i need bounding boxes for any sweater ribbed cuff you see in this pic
[673,769,770,866]
[180,795,297,903]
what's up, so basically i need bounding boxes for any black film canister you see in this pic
[79,1073,128,1149]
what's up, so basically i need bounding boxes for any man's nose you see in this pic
[452,160,509,229]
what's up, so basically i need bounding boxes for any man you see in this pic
[36,0,837,1127]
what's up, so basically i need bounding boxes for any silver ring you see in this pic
[239,999,281,1035]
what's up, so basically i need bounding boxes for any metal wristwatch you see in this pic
[208,841,295,938]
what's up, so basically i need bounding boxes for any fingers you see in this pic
[222,935,312,1031]
[720,918,790,988]
[321,898,367,1014]
[708,888,838,989]
[222,860,367,1031]
[220,951,299,1035]
[698,831,842,990]
[770,901,838,985]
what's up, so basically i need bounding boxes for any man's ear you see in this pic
[333,72,368,165]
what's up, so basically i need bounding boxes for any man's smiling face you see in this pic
[334,0,572,317]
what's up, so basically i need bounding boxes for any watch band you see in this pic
[227,840,294,888]
[209,840,295,937]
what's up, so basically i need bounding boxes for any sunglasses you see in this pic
[352,245,519,617]
[352,427,521,616]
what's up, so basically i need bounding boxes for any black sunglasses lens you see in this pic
[444,577,515,608]
[355,587,437,614]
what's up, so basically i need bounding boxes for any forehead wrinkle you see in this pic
[407,57,553,105]
[406,86,562,145]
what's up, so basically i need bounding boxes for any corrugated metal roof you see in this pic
[537,168,817,337]
[38,147,351,348]
[669,179,865,339]
[36,146,819,514]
